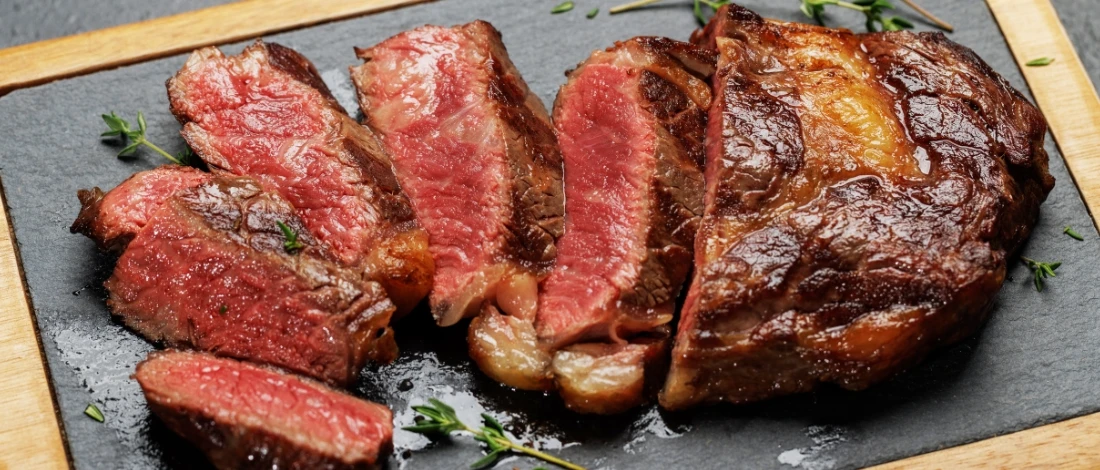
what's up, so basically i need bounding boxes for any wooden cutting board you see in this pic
[1,0,1097,468]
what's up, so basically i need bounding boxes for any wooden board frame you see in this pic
[0,0,1097,468]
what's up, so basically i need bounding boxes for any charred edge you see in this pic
[262,41,348,115]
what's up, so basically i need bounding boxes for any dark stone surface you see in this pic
[1,1,1099,470]
[0,0,226,48]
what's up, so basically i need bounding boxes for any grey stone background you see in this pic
[0,0,1097,90]
[1,1,1099,470]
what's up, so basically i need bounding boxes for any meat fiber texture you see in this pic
[167,40,433,316]
[136,350,393,470]
[70,165,211,252]
[662,4,1055,410]
[351,21,565,390]
[101,175,397,386]
[541,37,715,414]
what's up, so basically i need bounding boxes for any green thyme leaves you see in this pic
[551,1,575,14]
[100,111,190,165]
[84,403,105,423]
[276,221,304,253]
[1064,226,1085,241]
[405,399,586,470]
[1026,57,1055,67]
[1022,257,1061,292]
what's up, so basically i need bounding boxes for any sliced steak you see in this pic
[537,38,714,412]
[350,21,565,326]
[136,350,392,470]
[663,5,1054,409]
[351,21,565,390]
[167,40,433,315]
[107,176,396,385]
[71,165,211,252]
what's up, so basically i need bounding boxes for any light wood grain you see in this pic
[0,0,1098,469]
[0,181,68,470]
[873,413,1100,469]
[0,0,431,95]
[988,0,1100,225]
[870,0,1100,467]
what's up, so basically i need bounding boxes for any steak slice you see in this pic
[71,165,211,252]
[167,40,433,315]
[539,37,714,412]
[663,5,1055,409]
[107,176,396,385]
[350,21,565,328]
[136,350,392,470]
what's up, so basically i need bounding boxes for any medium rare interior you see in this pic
[351,21,565,390]
[351,21,564,326]
[105,176,396,386]
[70,165,211,252]
[167,40,433,315]
[662,5,1055,410]
[136,350,392,469]
[541,37,713,413]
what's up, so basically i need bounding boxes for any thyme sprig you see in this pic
[1021,257,1061,292]
[405,399,585,470]
[100,111,189,165]
[800,0,914,32]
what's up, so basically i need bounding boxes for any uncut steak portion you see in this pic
[167,40,433,315]
[350,21,565,327]
[71,165,211,252]
[107,176,396,386]
[663,4,1055,409]
[136,351,393,470]
[539,38,714,413]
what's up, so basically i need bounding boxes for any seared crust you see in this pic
[108,177,396,385]
[71,165,211,252]
[663,5,1054,409]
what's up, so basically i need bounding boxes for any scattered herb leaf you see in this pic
[1064,226,1085,241]
[218,304,228,315]
[587,7,599,18]
[551,1,574,14]
[84,404,105,423]
[1026,57,1055,67]
[405,399,586,470]
[100,111,188,165]
[1021,256,1061,292]
[276,221,304,253]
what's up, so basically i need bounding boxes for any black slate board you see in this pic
[2,1,1099,469]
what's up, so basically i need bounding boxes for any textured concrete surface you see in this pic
[1,1,1098,470]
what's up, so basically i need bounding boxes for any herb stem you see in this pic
[463,423,583,470]
[609,0,662,14]
[898,0,953,32]
[505,441,585,470]
[140,140,183,165]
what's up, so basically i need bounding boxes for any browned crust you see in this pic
[166,40,433,316]
[663,4,1054,409]
[137,352,391,470]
